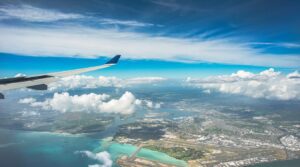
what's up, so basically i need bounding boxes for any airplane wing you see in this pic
[0,55,121,99]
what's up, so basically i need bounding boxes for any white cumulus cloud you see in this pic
[48,75,166,91]
[14,73,27,77]
[49,75,122,91]
[19,91,160,114]
[76,151,112,167]
[125,77,166,85]
[186,69,300,100]
[19,97,37,104]
[287,71,300,79]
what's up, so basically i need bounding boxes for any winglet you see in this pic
[105,55,121,64]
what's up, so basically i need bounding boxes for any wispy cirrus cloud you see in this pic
[0,4,157,27]
[248,42,300,48]
[0,5,84,22]
[99,18,155,27]
[0,4,299,67]
[0,25,300,67]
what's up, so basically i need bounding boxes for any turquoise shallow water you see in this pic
[3,128,299,167]
[0,129,96,167]
[103,142,187,166]
[0,129,186,167]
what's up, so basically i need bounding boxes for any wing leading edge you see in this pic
[0,55,121,99]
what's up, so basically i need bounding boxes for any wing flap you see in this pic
[0,77,57,91]
[27,84,48,90]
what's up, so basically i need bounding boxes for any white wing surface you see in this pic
[0,55,121,99]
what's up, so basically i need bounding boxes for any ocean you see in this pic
[0,128,187,167]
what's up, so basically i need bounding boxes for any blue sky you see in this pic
[0,0,299,78]
[0,53,294,78]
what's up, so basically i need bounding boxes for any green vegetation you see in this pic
[144,145,204,161]
[203,127,223,134]
[52,113,114,133]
